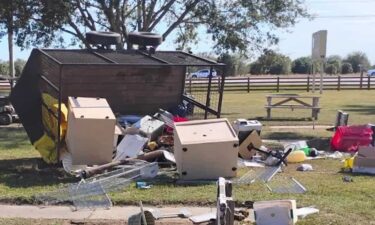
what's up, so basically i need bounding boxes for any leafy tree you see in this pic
[326,55,342,74]
[291,57,311,74]
[325,64,338,75]
[249,62,263,75]
[0,0,36,81]
[14,59,26,77]
[344,51,370,73]
[341,62,353,74]
[18,0,309,53]
[0,61,9,75]
[250,50,291,75]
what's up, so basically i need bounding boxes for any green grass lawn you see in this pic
[221,89,375,125]
[1,90,375,224]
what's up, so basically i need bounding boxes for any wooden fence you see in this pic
[185,75,375,92]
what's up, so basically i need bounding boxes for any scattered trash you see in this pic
[352,146,375,174]
[133,115,164,141]
[147,141,158,151]
[296,207,319,219]
[189,212,216,224]
[128,201,155,225]
[233,119,262,145]
[234,209,249,221]
[266,177,307,194]
[216,177,235,225]
[253,200,298,225]
[297,164,313,171]
[174,118,239,180]
[331,125,373,152]
[136,182,152,189]
[287,150,306,163]
[115,134,149,161]
[38,162,158,210]
[237,158,265,168]
[147,208,191,220]
[342,176,353,182]
[238,131,262,160]
[236,165,281,184]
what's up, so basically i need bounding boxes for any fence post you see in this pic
[360,70,363,89]
[189,77,192,93]
[368,76,371,90]
[307,76,310,92]
[337,75,341,91]
[218,76,221,93]
[276,76,280,92]
[247,77,250,93]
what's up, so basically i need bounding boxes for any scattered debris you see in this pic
[266,177,307,194]
[342,176,354,182]
[296,207,320,219]
[147,208,191,220]
[189,212,216,224]
[216,177,235,225]
[38,162,158,210]
[115,134,149,160]
[297,164,313,171]
[352,146,375,174]
[253,200,298,225]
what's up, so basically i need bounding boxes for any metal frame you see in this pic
[37,48,226,161]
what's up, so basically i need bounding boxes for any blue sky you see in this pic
[1,0,375,64]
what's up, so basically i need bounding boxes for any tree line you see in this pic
[216,50,373,76]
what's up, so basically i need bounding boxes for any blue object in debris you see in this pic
[118,115,142,127]
[136,181,152,189]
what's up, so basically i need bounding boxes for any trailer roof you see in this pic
[41,49,222,66]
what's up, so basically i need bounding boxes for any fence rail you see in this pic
[185,75,375,92]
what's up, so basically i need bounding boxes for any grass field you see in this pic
[0,90,375,224]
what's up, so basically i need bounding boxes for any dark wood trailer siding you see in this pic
[60,64,185,114]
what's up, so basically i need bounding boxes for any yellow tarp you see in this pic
[33,134,57,164]
[32,93,68,164]
[41,93,68,140]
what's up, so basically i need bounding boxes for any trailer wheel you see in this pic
[127,32,162,47]
[86,31,121,46]
[0,113,12,125]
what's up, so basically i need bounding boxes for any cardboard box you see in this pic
[354,146,375,168]
[238,131,262,160]
[66,97,116,165]
[174,118,239,180]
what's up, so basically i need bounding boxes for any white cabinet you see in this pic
[174,118,239,180]
[66,97,116,165]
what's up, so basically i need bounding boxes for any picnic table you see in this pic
[265,94,320,120]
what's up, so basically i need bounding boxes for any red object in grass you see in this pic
[330,125,373,152]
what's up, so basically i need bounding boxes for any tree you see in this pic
[325,64,338,75]
[14,59,26,77]
[344,51,370,73]
[18,0,309,53]
[341,62,353,74]
[250,50,291,75]
[291,57,311,74]
[326,55,342,74]
[0,0,36,84]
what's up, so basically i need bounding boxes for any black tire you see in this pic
[192,75,197,78]
[127,32,162,47]
[0,113,12,125]
[86,31,121,46]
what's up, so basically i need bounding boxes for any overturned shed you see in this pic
[10,48,225,150]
